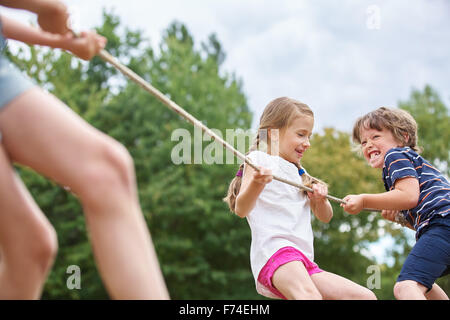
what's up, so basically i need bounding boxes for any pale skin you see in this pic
[236,115,376,300]
[341,126,448,300]
[0,0,169,299]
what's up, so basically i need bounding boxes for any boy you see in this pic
[342,107,449,300]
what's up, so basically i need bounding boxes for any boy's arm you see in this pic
[342,177,420,214]
[235,165,272,218]
[363,177,420,210]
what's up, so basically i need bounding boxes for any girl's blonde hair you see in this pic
[224,97,324,213]
[352,107,421,152]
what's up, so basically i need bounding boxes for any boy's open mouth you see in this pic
[368,150,381,161]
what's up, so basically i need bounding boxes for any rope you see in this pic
[97,49,352,206]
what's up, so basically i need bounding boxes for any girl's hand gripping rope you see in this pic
[251,166,273,186]
[307,183,328,202]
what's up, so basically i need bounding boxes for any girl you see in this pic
[342,107,449,300]
[224,97,376,300]
[0,0,168,299]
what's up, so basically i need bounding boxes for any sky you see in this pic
[2,0,449,133]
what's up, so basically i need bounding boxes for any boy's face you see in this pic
[277,115,314,164]
[359,127,403,168]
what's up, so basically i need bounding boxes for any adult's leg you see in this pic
[272,261,322,300]
[0,88,169,299]
[311,271,377,300]
[0,144,57,299]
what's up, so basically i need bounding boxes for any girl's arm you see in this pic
[1,15,106,60]
[308,183,333,223]
[235,165,272,218]
[342,177,420,214]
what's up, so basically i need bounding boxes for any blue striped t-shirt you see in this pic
[382,147,450,238]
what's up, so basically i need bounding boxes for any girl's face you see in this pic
[359,127,404,168]
[277,115,314,164]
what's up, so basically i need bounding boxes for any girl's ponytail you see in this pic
[223,163,244,213]
[223,132,261,213]
[299,169,326,192]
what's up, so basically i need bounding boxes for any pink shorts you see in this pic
[257,246,323,299]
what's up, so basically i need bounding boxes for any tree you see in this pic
[399,85,450,176]
[90,19,255,299]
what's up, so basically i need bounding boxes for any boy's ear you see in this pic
[402,132,410,145]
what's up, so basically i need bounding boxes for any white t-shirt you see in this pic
[244,150,315,298]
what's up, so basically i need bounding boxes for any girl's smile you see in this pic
[278,115,314,164]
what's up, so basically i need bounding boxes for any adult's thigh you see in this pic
[0,87,131,197]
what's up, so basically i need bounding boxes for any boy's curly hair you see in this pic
[352,107,421,153]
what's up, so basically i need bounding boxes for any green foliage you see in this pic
[91,19,253,299]
[7,11,448,300]
[399,85,450,176]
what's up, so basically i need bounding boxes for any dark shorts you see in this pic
[397,216,450,290]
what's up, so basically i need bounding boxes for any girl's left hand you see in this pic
[307,183,328,202]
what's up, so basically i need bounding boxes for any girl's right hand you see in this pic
[252,167,273,185]
[36,0,70,35]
